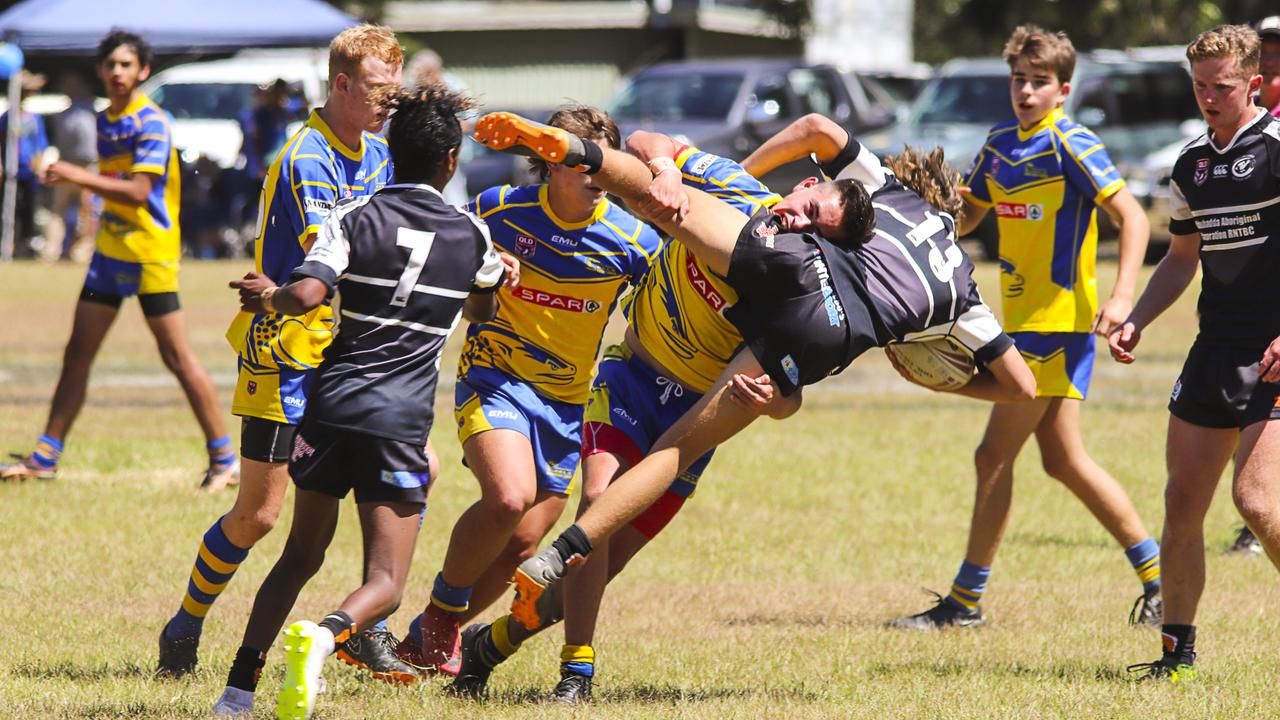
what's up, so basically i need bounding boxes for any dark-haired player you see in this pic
[471,111,1036,663]
[392,106,662,676]
[211,84,510,719]
[3,30,233,487]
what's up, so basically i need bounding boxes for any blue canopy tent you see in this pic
[0,0,358,260]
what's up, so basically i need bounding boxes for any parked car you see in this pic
[861,49,1200,258]
[607,58,897,193]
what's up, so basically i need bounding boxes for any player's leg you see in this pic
[142,288,236,489]
[1231,419,1280,571]
[474,112,748,277]
[1034,397,1163,624]
[890,399,1046,629]
[1,296,119,481]
[462,490,570,622]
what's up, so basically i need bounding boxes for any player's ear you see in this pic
[138,64,151,83]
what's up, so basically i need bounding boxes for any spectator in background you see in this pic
[46,72,99,262]
[406,48,470,206]
[240,79,292,181]
[0,70,50,256]
[1258,17,1280,116]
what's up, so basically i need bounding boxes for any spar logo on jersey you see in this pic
[685,253,726,312]
[995,202,1044,220]
[514,234,537,258]
[1232,155,1256,179]
[512,286,601,313]
[1194,157,1209,186]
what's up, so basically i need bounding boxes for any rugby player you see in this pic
[887,26,1163,631]
[2,31,233,489]
[447,131,793,703]
[470,109,1037,660]
[391,107,663,676]
[156,25,405,678]
[210,84,508,719]
[1112,24,1280,681]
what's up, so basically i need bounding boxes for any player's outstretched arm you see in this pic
[1107,231,1200,364]
[626,129,689,222]
[947,345,1036,402]
[742,113,849,178]
[1092,187,1150,336]
[229,272,328,316]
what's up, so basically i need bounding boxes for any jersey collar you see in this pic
[308,109,364,161]
[381,182,444,199]
[1016,107,1064,142]
[106,92,151,122]
[537,184,608,230]
[1206,107,1267,154]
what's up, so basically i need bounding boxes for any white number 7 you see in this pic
[393,227,436,307]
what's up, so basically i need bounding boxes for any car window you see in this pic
[1112,68,1198,125]
[788,68,840,117]
[912,74,1012,125]
[1072,77,1115,126]
[151,82,256,122]
[751,74,795,119]
[610,71,744,122]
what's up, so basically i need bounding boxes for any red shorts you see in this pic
[582,421,689,540]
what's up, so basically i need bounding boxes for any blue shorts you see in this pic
[1010,331,1096,400]
[454,366,582,495]
[83,252,180,297]
[582,345,714,498]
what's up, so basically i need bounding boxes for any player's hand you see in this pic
[1258,335,1280,383]
[1107,321,1142,364]
[499,253,521,289]
[229,272,278,313]
[42,160,83,185]
[727,372,774,411]
[1091,295,1132,337]
[640,169,689,224]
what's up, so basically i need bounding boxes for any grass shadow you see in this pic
[482,682,820,705]
[866,659,1132,683]
[1005,531,1112,550]
[11,659,150,681]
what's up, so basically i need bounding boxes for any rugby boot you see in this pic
[0,453,56,481]
[276,620,332,720]
[201,457,240,492]
[473,112,589,169]
[511,546,573,631]
[447,624,497,699]
[1129,587,1163,628]
[212,686,254,718]
[550,668,593,705]
[156,627,199,678]
[887,590,986,630]
[336,626,420,685]
[1127,655,1197,682]
[1227,524,1262,556]
[392,603,460,673]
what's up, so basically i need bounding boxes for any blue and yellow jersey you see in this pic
[95,93,180,264]
[623,146,781,392]
[226,110,392,392]
[459,184,662,405]
[964,107,1125,333]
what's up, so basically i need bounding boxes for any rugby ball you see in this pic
[884,336,976,391]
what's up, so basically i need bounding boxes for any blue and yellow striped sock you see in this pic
[165,517,250,640]
[474,615,522,668]
[430,572,472,615]
[207,434,234,468]
[561,644,595,678]
[1125,538,1161,593]
[30,434,63,469]
[945,560,990,612]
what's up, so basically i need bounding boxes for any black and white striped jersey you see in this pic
[830,140,1012,364]
[1169,111,1280,348]
[291,183,505,444]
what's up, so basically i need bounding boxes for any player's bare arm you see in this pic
[955,195,989,237]
[44,162,156,208]
[946,345,1036,402]
[1092,186,1149,336]
[726,372,803,419]
[229,272,328,317]
[1107,231,1201,363]
[625,130,689,222]
[741,113,849,177]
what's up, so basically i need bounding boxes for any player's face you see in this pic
[1008,59,1067,129]
[773,180,845,239]
[1190,57,1262,139]
[347,56,403,133]
[548,138,608,207]
[96,45,149,102]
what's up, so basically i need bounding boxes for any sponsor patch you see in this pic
[546,463,575,480]
[290,433,315,462]
[247,380,258,395]
[514,234,537,258]
[549,234,579,248]
[689,154,715,176]
[303,197,334,215]
[780,354,800,387]
[512,286,601,313]
[1170,378,1182,402]
[283,396,305,408]
[995,202,1043,220]
[1194,157,1209,186]
[1232,154,1255,179]
[1213,164,1228,178]
[685,253,727,312]
[752,219,779,239]
[612,406,637,425]
[486,408,520,421]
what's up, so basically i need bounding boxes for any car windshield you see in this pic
[150,83,255,121]
[610,71,744,122]
[911,74,1013,126]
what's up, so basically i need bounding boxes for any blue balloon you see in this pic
[0,43,24,79]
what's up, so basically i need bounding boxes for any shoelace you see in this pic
[655,376,684,405]
[1127,592,1158,626]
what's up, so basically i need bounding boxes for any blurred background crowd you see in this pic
[0,0,1276,263]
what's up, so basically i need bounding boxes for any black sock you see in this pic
[551,523,593,563]
[319,610,356,644]
[1161,624,1196,664]
[226,646,266,692]
[574,140,603,174]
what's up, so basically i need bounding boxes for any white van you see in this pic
[140,48,329,168]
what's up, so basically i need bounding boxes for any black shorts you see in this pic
[723,225,876,396]
[240,417,297,463]
[288,421,431,504]
[1168,344,1280,429]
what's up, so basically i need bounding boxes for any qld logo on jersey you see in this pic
[512,286,601,313]
[996,202,1043,221]
[1194,157,1209,186]
[514,234,537,258]
[685,253,726,312]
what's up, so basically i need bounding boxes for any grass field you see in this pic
[1,258,1277,720]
